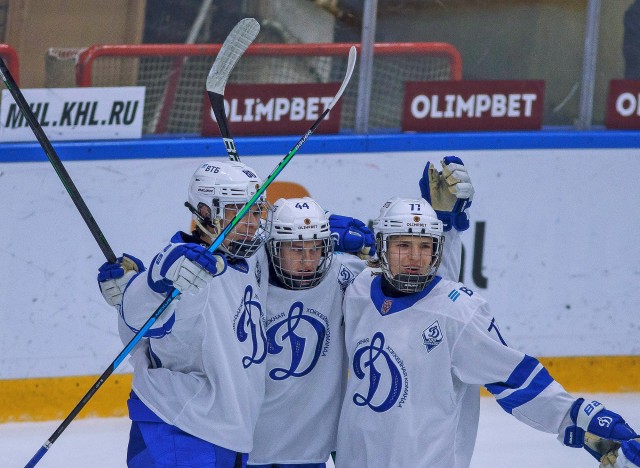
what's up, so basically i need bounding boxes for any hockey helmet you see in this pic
[373,197,444,293]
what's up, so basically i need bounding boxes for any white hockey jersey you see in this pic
[121,234,270,453]
[248,253,365,464]
[335,273,575,468]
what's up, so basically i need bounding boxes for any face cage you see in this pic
[267,238,334,290]
[217,200,270,259]
[377,232,444,293]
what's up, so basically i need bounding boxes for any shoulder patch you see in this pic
[422,320,443,353]
[448,286,474,302]
[338,263,356,291]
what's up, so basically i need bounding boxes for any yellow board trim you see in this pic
[2,355,639,423]
[1,374,132,423]
[478,355,640,396]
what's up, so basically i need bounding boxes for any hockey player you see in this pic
[335,197,639,468]
[246,196,363,468]
[247,158,474,468]
[102,160,271,467]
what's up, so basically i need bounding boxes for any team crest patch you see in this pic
[381,299,393,314]
[422,320,443,353]
[338,264,355,291]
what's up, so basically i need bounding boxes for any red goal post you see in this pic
[0,44,20,85]
[72,42,462,134]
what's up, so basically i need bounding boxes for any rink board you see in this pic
[1,132,639,422]
[1,356,638,422]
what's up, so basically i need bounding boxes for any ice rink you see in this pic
[3,393,639,467]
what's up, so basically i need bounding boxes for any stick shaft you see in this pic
[0,58,117,263]
[209,92,240,161]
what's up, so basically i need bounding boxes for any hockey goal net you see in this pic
[50,42,461,134]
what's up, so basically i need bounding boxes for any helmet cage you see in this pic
[188,161,269,259]
[219,202,270,259]
[268,237,334,289]
[266,197,334,289]
[373,197,444,293]
[377,231,444,293]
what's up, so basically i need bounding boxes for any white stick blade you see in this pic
[326,46,357,111]
[206,18,260,95]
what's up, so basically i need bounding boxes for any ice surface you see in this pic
[3,393,639,467]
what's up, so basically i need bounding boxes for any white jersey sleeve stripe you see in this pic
[488,357,555,414]
[490,363,545,401]
[485,354,539,395]
[122,312,176,338]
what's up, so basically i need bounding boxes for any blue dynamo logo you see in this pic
[237,285,267,368]
[266,301,327,380]
[352,332,403,412]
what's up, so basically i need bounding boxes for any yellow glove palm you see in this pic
[427,158,474,211]
[427,162,458,212]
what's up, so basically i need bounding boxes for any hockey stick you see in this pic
[0,58,117,264]
[25,45,356,468]
[206,17,260,162]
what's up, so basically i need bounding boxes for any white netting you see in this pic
[46,45,458,134]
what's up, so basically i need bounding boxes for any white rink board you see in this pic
[1,148,639,379]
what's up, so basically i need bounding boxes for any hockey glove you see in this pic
[98,253,145,308]
[419,156,474,232]
[329,214,376,259]
[148,242,227,295]
[599,439,640,468]
[617,439,640,468]
[564,398,638,462]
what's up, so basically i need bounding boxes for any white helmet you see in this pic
[266,197,334,289]
[373,197,444,293]
[187,160,269,259]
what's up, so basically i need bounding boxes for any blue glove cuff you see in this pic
[435,210,470,232]
[148,252,174,295]
[563,425,586,448]
[419,171,431,204]
[443,155,463,165]
[622,440,640,465]
[97,253,145,282]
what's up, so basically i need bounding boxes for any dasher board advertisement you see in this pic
[202,83,342,136]
[606,79,640,129]
[402,80,545,132]
[0,86,145,142]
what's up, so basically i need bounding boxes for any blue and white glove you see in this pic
[615,439,640,468]
[98,253,145,308]
[419,156,474,232]
[328,214,376,259]
[564,398,638,462]
[148,242,227,295]
[598,439,640,467]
